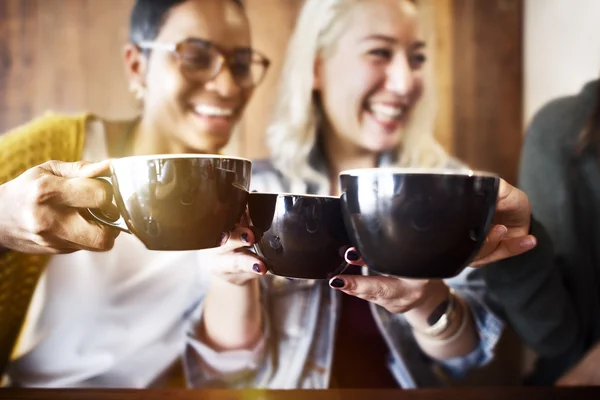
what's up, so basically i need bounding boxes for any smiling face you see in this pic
[125,0,254,153]
[314,0,426,153]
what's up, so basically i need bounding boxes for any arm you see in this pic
[183,222,269,387]
[331,250,492,361]
[556,340,600,386]
[0,113,112,378]
[406,282,479,360]
[480,100,581,358]
[182,166,289,388]
[0,113,115,254]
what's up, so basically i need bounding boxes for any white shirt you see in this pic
[8,118,201,388]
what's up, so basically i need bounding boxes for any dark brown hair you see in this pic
[129,0,244,44]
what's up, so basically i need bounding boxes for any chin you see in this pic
[190,131,233,153]
[362,137,400,154]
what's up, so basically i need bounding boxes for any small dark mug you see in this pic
[248,192,352,279]
[339,168,500,279]
[88,154,251,250]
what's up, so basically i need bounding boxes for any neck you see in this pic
[321,125,378,196]
[130,117,198,156]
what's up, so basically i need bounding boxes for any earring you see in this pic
[129,82,145,101]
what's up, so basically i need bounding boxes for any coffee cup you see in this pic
[88,154,251,251]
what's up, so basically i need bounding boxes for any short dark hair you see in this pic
[129,0,245,44]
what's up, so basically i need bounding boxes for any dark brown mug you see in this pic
[88,154,251,250]
[248,192,352,279]
[339,168,500,278]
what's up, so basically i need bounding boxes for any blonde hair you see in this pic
[267,0,448,192]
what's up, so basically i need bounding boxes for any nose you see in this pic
[385,53,415,96]
[204,64,243,98]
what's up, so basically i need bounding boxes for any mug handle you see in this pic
[86,176,131,233]
[329,262,351,279]
[248,243,277,276]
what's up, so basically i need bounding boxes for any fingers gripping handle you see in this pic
[86,176,130,233]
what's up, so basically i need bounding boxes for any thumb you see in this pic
[40,160,112,179]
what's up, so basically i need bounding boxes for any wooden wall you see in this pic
[0,0,523,184]
[0,0,137,126]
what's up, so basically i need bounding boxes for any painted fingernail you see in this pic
[520,237,535,249]
[330,278,345,288]
[241,233,249,243]
[347,251,360,261]
[495,225,507,237]
[252,263,261,273]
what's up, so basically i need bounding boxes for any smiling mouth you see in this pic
[367,103,404,123]
[193,104,235,118]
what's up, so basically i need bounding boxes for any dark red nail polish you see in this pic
[241,233,249,243]
[252,263,261,273]
[347,251,360,261]
[330,278,345,288]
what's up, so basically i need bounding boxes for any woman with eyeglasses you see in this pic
[0,0,269,388]
[190,0,538,389]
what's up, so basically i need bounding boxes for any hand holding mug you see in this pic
[470,179,536,267]
[199,211,267,286]
[0,160,118,254]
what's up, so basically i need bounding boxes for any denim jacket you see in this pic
[183,156,504,389]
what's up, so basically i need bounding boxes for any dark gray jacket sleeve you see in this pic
[480,98,581,358]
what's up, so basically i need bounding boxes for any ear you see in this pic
[123,43,148,89]
[313,56,322,91]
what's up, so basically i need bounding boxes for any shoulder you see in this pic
[526,80,598,150]
[0,112,90,183]
[1,112,90,154]
[3,112,90,137]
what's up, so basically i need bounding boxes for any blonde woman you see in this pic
[191,0,537,389]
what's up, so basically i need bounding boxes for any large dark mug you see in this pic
[339,168,500,279]
[88,154,252,250]
[248,192,352,279]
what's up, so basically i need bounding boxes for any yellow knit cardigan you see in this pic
[0,113,88,377]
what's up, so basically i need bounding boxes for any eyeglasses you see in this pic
[137,38,270,89]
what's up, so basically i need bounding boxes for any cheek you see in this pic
[327,67,381,114]
[347,66,387,116]
[145,64,189,113]
[237,88,253,112]
[410,73,425,103]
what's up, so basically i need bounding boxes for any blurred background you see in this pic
[2,0,599,184]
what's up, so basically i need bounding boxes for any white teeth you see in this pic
[194,104,233,117]
[369,104,403,121]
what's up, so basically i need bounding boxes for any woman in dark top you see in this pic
[482,79,600,385]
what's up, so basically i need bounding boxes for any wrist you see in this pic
[404,280,450,331]
[210,270,258,288]
[413,297,469,345]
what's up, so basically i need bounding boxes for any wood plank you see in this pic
[430,0,455,155]
[452,0,523,184]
